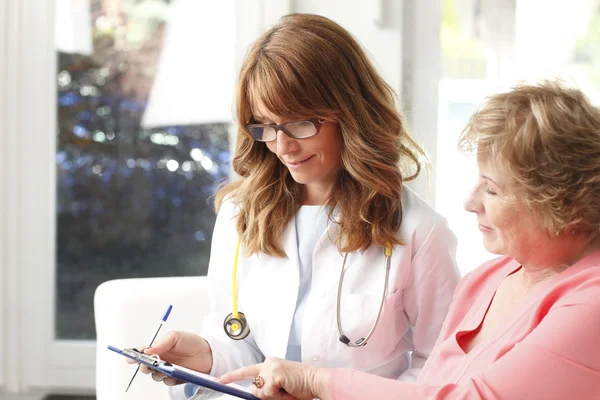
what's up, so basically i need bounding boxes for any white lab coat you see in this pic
[170,186,460,399]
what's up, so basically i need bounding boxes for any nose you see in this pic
[274,129,298,156]
[463,183,483,214]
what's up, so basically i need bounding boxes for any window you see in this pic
[436,0,600,275]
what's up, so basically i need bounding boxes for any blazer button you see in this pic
[311,355,321,363]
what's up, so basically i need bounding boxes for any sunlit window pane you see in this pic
[437,0,600,276]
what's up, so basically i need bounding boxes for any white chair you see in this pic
[94,276,210,400]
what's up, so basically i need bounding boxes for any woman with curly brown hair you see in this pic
[219,80,600,399]
[139,13,459,399]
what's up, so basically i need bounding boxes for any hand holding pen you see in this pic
[125,304,173,392]
[138,330,216,387]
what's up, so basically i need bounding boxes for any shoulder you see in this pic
[213,196,242,234]
[547,252,600,309]
[530,255,600,358]
[399,185,442,228]
[216,195,240,219]
[398,186,455,254]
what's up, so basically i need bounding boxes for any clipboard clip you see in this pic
[123,347,166,367]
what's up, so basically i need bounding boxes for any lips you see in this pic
[285,155,314,167]
[478,223,493,232]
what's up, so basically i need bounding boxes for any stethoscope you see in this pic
[224,238,393,347]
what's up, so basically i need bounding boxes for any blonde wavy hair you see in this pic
[215,13,427,257]
[458,80,600,236]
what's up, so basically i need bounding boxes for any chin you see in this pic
[289,175,309,185]
[482,239,504,256]
[288,171,316,185]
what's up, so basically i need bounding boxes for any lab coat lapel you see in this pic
[282,214,300,265]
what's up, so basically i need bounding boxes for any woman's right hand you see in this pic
[131,330,213,386]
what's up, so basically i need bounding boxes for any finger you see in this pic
[139,364,154,375]
[125,344,148,364]
[279,392,298,400]
[217,364,263,384]
[251,386,293,400]
[151,371,166,382]
[260,381,289,400]
[143,331,178,355]
[163,377,183,386]
[257,387,297,400]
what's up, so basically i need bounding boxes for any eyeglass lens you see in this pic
[248,120,318,141]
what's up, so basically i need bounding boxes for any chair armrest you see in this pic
[94,276,210,400]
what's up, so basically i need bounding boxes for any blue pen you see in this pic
[125,304,173,392]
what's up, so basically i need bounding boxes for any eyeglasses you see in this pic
[245,118,323,142]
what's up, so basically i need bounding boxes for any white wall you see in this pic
[1,0,94,393]
[2,0,62,393]
[0,0,6,390]
[0,1,21,392]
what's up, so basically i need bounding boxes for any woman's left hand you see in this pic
[217,357,331,400]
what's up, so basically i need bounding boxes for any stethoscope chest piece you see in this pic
[223,312,250,340]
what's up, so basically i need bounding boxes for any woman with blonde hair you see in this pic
[139,13,459,399]
[219,80,600,399]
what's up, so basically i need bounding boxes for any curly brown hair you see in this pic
[215,13,428,257]
[458,80,600,236]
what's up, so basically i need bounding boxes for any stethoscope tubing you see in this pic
[336,248,392,347]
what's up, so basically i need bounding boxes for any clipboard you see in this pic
[108,345,259,400]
